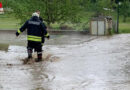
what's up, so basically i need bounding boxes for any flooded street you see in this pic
[0,32,130,90]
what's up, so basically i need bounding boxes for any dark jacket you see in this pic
[16,16,49,43]
[39,17,47,44]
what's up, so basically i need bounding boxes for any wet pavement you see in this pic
[0,33,130,90]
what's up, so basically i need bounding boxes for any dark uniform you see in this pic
[39,17,47,44]
[16,16,49,62]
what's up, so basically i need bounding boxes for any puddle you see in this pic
[0,31,97,46]
[1,32,130,90]
[22,52,60,65]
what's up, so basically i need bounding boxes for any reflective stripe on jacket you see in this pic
[16,16,49,42]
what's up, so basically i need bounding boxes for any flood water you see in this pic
[0,32,130,90]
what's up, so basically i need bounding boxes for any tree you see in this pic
[4,0,82,26]
[86,0,114,17]
[119,0,130,22]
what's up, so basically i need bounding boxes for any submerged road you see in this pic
[0,34,130,90]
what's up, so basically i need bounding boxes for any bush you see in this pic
[59,24,74,30]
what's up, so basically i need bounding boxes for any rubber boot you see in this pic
[28,49,32,59]
[35,52,42,62]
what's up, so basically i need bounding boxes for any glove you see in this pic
[16,32,19,37]
[46,35,50,39]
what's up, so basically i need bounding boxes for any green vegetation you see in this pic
[0,0,130,33]
[0,14,20,29]
[1,13,130,33]
[119,15,130,33]
[119,23,130,33]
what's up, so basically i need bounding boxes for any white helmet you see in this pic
[32,12,39,17]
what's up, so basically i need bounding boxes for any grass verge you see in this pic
[119,23,130,33]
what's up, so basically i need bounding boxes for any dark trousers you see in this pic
[27,41,42,59]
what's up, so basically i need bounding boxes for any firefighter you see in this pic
[35,10,48,45]
[39,17,47,45]
[16,12,50,62]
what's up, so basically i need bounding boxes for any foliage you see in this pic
[1,0,130,31]
[119,0,130,22]
[2,0,82,25]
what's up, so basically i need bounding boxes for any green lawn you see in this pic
[119,23,130,33]
[0,14,20,29]
[0,13,130,33]
[118,16,130,33]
